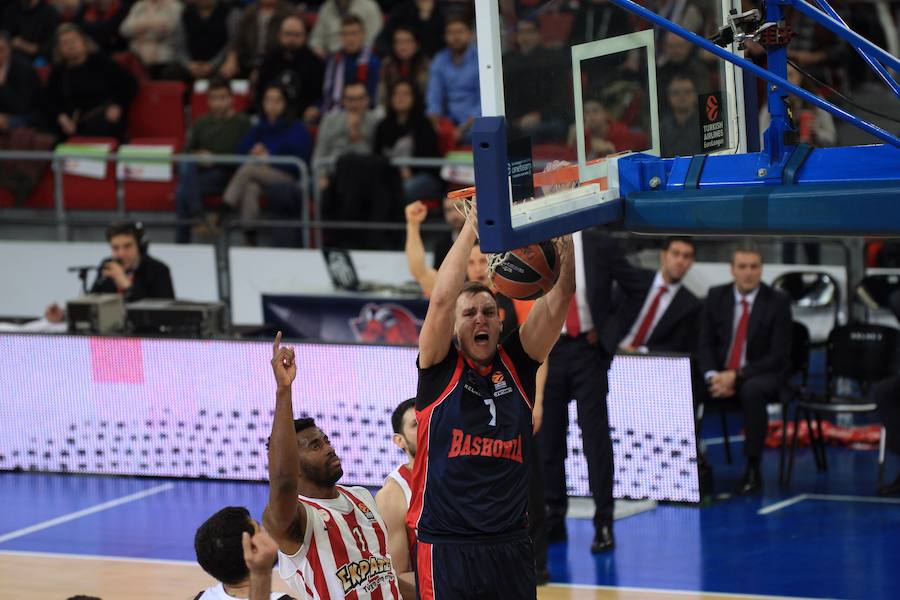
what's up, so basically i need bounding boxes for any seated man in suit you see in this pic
[602,236,701,354]
[697,243,792,494]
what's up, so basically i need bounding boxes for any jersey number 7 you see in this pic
[483,398,496,427]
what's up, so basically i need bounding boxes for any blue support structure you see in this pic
[472,0,900,250]
[620,145,900,234]
[762,0,790,166]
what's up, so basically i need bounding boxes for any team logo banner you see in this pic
[262,295,427,344]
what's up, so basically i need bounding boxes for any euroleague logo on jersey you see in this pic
[492,371,512,396]
[353,497,376,521]
[350,303,423,345]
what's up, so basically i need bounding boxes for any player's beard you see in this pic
[404,434,417,459]
[303,458,343,487]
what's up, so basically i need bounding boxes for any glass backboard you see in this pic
[473,0,747,251]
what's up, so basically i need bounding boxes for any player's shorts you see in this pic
[416,535,536,599]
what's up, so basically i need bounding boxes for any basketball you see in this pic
[490,241,560,300]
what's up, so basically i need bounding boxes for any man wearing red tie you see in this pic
[539,228,646,553]
[697,243,792,495]
[601,237,702,355]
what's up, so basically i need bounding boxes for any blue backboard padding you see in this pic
[625,180,900,235]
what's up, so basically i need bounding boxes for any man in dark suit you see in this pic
[601,236,701,354]
[697,243,792,494]
[540,228,646,553]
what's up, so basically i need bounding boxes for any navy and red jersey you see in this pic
[407,328,540,542]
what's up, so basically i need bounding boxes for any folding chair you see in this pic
[772,270,840,344]
[787,322,900,487]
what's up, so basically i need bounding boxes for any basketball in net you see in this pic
[489,241,560,300]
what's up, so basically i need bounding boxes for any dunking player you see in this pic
[375,399,418,599]
[409,214,575,598]
[264,333,401,599]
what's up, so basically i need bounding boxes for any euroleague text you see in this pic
[447,429,524,463]
[336,556,395,594]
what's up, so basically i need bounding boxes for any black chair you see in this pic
[787,322,900,486]
[716,321,810,485]
[772,271,841,342]
[773,271,840,313]
[855,273,900,322]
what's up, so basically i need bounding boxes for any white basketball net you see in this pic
[456,195,510,278]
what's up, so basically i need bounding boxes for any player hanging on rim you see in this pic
[410,208,575,598]
[375,398,418,599]
[264,332,400,599]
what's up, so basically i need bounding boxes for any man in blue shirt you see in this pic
[426,15,480,144]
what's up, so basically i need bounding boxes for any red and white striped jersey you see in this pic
[385,464,417,558]
[386,464,412,507]
[277,485,400,600]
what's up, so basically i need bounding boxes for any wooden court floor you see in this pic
[0,551,811,600]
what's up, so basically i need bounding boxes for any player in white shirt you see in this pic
[194,506,294,600]
[375,398,418,599]
[265,333,400,600]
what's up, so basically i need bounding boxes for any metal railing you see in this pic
[0,150,312,245]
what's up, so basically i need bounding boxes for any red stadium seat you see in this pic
[120,137,179,211]
[60,136,119,210]
[128,81,187,149]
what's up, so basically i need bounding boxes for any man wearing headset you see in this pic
[45,221,175,322]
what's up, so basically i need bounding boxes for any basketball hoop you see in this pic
[449,158,593,280]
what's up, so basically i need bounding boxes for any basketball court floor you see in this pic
[2,430,898,600]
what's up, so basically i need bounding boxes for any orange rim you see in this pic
[446,156,617,201]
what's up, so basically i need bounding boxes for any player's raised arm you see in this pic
[418,218,478,368]
[263,332,307,555]
[519,235,576,363]
[405,201,438,297]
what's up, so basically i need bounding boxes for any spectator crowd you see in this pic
[0,0,891,245]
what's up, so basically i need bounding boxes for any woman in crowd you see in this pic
[374,78,441,204]
[44,23,138,140]
[222,84,312,246]
[377,25,430,107]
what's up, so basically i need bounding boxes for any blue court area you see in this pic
[2,438,899,600]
